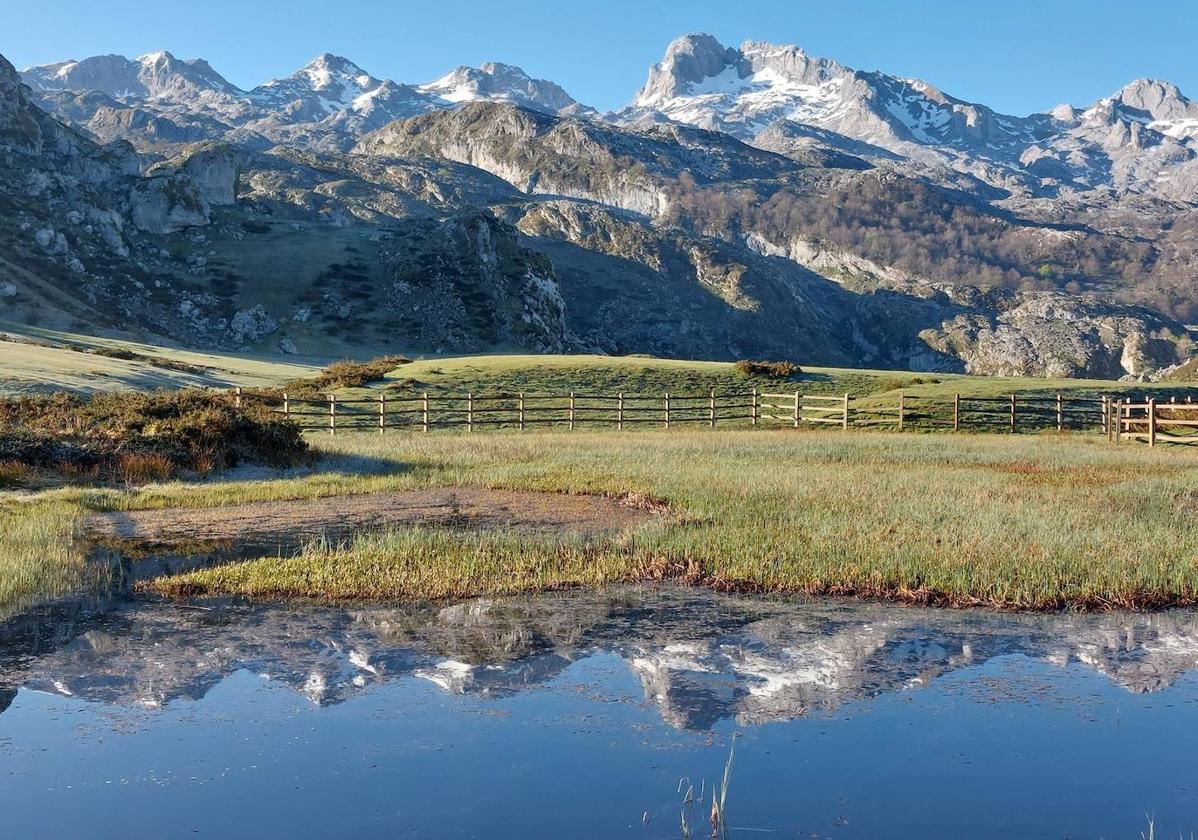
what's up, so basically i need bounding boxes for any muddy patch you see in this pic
[84,488,664,579]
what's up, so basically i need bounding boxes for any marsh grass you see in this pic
[133,428,1198,610]
[0,501,97,623]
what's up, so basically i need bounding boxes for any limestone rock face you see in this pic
[384,209,569,353]
[129,174,210,233]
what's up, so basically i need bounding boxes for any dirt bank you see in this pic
[85,487,662,556]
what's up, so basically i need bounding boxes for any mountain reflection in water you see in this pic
[3,586,1198,731]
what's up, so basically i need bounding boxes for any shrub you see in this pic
[734,359,803,380]
[283,355,412,395]
[91,347,137,360]
[0,389,310,486]
[877,376,943,391]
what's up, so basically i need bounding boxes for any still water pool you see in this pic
[2,586,1197,838]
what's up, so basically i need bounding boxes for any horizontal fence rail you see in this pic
[230,387,1198,445]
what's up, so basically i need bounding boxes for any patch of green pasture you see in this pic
[136,428,1198,610]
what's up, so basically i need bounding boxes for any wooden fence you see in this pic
[1113,399,1198,447]
[232,387,1198,444]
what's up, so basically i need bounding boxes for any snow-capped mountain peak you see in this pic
[419,62,588,115]
[293,53,377,94]
[236,55,443,146]
[623,32,1011,147]
[252,54,383,107]
[1087,78,1198,140]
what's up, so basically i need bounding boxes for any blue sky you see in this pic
[5,0,1198,115]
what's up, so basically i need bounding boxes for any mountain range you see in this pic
[3,33,1198,378]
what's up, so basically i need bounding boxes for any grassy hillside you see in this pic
[0,322,320,394]
[353,354,1183,401]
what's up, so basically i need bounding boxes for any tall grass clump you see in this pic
[0,501,100,623]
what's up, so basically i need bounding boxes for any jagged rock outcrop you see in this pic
[514,199,855,362]
[356,100,794,219]
[177,143,239,205]
[918,294,1190,378]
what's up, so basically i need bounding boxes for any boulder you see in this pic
[180,144,239,206]
[229,305,278,342]
[129,174,210,234]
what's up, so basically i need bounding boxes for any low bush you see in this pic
[87,346,208,374]
[734,359,803,379]
[878,376,944,391]
[0,389,310,486]
[283,355,411,395]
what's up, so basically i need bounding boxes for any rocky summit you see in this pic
[4,34,1198,377]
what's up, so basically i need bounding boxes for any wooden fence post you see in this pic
[1009,394,1016,433]
[422,393,429,433]
[664,392,671,429]
[1148,398,1157,448]
[898,391,905,431]
[569,392,575,431]
[842,393,850,430]
[953,393,960,432]
[467,392,474,433]
[793,392,800,428]
[710,389,716,429]
[1056,393,1063,432]
[378,393,385,434]
[751,388,758,426]
[617,392,624,430]
[283,392,290,419]
[518,392,525,431]
[328,394,336,436]
[234,386,242,409]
